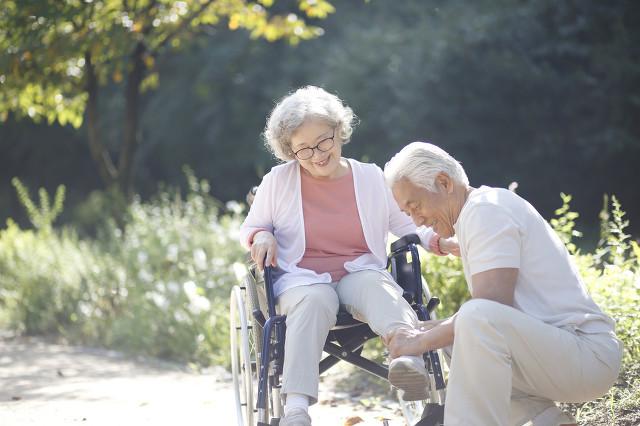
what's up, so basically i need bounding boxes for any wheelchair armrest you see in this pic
[390,233,421,252]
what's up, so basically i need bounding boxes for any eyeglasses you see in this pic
[292,131,335,160]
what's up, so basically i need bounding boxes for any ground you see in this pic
[0,336,406,426]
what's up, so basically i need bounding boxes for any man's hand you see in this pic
[383,328,427,359]
[384,317,456,359]
[250,231,278,270]
[439,236,460,257]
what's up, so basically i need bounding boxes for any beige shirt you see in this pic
[454,186,615,334]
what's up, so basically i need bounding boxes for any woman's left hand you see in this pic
[439,236,460,257]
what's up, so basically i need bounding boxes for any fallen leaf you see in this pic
[344,416,364,426]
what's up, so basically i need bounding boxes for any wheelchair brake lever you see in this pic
[426,297,440,317]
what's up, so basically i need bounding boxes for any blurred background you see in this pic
[2,0,639,244]
[2,3,640,424]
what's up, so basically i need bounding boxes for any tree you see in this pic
[0,0,335,195]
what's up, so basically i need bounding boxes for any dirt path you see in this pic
[0,337,405,425]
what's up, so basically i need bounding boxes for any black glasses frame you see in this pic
[292,130,336,160]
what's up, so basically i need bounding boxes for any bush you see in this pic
[0,171,246,367]
[2,178,638,391]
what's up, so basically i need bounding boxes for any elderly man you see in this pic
[383,142,622,426]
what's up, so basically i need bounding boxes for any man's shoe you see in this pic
[388,355,430,401]
[279,408,312,426]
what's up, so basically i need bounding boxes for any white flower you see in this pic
[79,301,92,317]
[183,280,211,314]
[193,249,207,271]
[138,269,153,283]
[183,280,198,297]
[188,296,211,315]
[225,200,243,215]
[166,244,179,262]
[167,281,180,294]
[232,262,247,282]
[174,310,189,324]
[149,292,168,310]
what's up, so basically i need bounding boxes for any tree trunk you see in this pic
[85,51,117,187]
[118,42,146,197]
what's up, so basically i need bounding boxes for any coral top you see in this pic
[297,168,370,281]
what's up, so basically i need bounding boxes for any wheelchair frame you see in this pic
[229,234,446,426]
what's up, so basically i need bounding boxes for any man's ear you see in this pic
[436,172,454,194]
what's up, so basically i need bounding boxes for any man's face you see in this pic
[391,177,455,238]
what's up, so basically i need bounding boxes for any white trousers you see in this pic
[445,299,623,426]
[277,270,418,404]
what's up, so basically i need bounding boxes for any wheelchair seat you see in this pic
[334,309,365,328]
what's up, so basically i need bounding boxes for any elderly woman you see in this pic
[239,87,457,426]
[383,142,623,426]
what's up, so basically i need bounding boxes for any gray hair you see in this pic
[384,142,469,192]
[263,86,357,161]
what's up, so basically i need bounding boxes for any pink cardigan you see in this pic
[240,159,437,297]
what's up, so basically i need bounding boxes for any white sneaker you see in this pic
[388,355,430,401]
[279,408,312,426]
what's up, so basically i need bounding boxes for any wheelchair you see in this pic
[230,234,447,426]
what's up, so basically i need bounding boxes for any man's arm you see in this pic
[471,267,518,306]
[385,267,518,358]
[385,316,456,358]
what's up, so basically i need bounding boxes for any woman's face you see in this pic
[290,119,344,179]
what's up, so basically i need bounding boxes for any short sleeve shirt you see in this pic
[454,186,614,333]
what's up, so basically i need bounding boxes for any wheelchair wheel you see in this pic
[397,278,446,425]
[247,270,285,424]
[230,285,256,426]
[398,391,426,425]
[244,272,264,371]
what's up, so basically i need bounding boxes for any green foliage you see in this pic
[11,177,65,233]
[94,168,246,365]
[0,0,334,127]
[2,186,639,384]
[550,192,583,254]
[598,194,634,268]
[587,196,640,365]
[421,252,468,319]
[0,172,246,366]
[0,220,93,335]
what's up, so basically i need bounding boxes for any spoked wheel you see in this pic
[398,384,444,426]
[230,285,256,426]
[398,394,426,425]
[244,269,284,425]
[398,278,446,425]
[244,274,264,377]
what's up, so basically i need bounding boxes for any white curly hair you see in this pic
[384,142,469,192]
[263,86,357,161]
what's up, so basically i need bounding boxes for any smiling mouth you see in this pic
[314,156,330,167]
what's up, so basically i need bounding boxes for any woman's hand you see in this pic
[439,236,460,257]
[250,231,278,270]
[382,328,427,359]
[416,319,445,332]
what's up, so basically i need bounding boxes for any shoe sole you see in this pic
[388,362,430,401]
